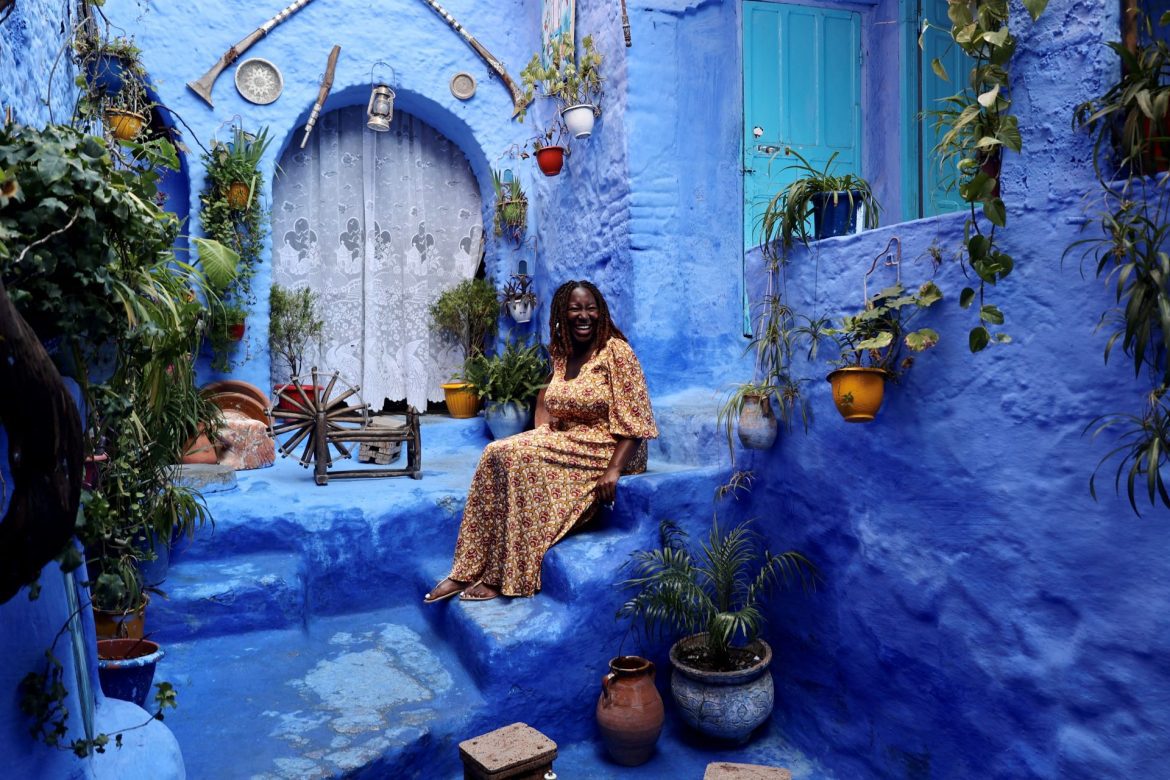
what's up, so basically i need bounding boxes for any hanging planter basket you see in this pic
[105,109,147,142]
[535,146,566,177]
[737,393,778,450]
[827,366,887,422]
[507,298,535,324]
[226,181,251,209]
[561,104,598,139]
[88,53,131,94]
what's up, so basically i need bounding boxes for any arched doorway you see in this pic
[272,105,484,411]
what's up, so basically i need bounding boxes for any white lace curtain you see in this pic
[272,105,484,410]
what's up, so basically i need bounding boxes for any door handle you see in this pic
[756,144,781,155]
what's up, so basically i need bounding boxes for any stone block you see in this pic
[458,722,557,780]
[704,762,792,780]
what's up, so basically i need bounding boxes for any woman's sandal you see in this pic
[459,582,499,602]
[423,578,470,603]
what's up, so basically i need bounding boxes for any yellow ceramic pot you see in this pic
[105,109,146,142]
[441,382,481,419]
[827,367,887,423]
[226,181,251,209]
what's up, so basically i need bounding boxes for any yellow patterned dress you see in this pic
[447,337,658,596]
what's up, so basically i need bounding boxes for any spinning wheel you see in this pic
[269,368,421,485]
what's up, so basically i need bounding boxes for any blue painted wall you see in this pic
[6,0,1169,776]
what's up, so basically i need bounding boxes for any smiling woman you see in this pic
[425,280,658,603]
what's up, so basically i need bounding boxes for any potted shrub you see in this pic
[825,280,942,422]
[428,277,500,417]
[759,147,880,250]
[102,71,153,143]
[520,34,604,139]
[618,516,819,743]
[501,273,538,323]
[73,34,143,95]
[462,337,549,439]
[492,168,528,245]
[200,125,269,371]
[269,283,325,414]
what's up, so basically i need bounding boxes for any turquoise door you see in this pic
[743,1,862,254]
[918,0,969,216]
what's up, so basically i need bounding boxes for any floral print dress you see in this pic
[447,337,658,596]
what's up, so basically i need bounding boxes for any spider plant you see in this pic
[617,517,819,672]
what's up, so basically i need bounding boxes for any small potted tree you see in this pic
[428,277,500,417]
[826,279,942,422]
[759,147,880,249]
[501,273,538,324]
[462,337,549,439]
[618,513,819,743]
[492,168,527,245]
[269,283,325,415]
[520,34,604,139]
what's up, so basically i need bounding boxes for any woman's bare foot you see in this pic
[423,577,469,603]
[459,582,501,601]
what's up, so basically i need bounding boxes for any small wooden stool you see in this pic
[458,722,557,780]
[704,762,793,780]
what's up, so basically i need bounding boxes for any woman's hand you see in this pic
[595,466,622,506]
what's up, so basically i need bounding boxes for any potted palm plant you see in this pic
[826,279,942,422]
[520,34,604,139]
[428,277,500,417]
[618,515,819,743]
[462,337,549,439]
[759,147,880,250]
[269,283,325,414]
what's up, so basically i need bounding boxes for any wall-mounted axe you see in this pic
[188,0,316,107]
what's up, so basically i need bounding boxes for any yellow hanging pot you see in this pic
[827,367,887,423]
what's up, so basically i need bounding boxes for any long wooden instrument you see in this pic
[188,0,316,107]
[301,45,341,148]
[418,0,525,116]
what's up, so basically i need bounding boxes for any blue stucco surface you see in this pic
[4,0,1170,776]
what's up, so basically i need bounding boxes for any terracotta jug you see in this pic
[595,655,664,766]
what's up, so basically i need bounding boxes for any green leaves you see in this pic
[969,326,991,352]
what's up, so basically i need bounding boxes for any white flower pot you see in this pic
[561,104,597,139]
[508,299,534,323]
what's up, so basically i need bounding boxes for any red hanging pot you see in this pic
[535,146,565,177]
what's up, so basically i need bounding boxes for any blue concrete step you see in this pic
[151,552,306,641]
[157,605,492,780]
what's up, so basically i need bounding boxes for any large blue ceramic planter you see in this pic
[485,401,529,440]
[97,638,164,708]
[669,634,773,743]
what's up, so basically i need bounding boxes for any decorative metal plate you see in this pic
[235,58,284,105]
[450,72,477,101]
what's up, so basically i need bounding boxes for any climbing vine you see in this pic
[925,0,1048,351]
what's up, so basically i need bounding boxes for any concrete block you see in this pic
[459,722,557,780]
[704,762,793,780]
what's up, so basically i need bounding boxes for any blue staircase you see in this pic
[149,406,834,778]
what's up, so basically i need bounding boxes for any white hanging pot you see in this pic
[508,299,534,323]
[561,104,597,139]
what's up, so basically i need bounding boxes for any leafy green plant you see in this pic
[500,273,537,307]
[200,125,270,370]
[617,515,819,672]
[428,277,500,368]
[519,34,604,117]
[1073,12,1170,177]
[922,0,1048,352]
[491,168,527,244]
[269,284,324,382]
[758,147,880,256]
[827,281,943,375]
[462,337,549,406]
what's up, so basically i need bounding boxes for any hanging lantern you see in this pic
[367,61,396,132]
